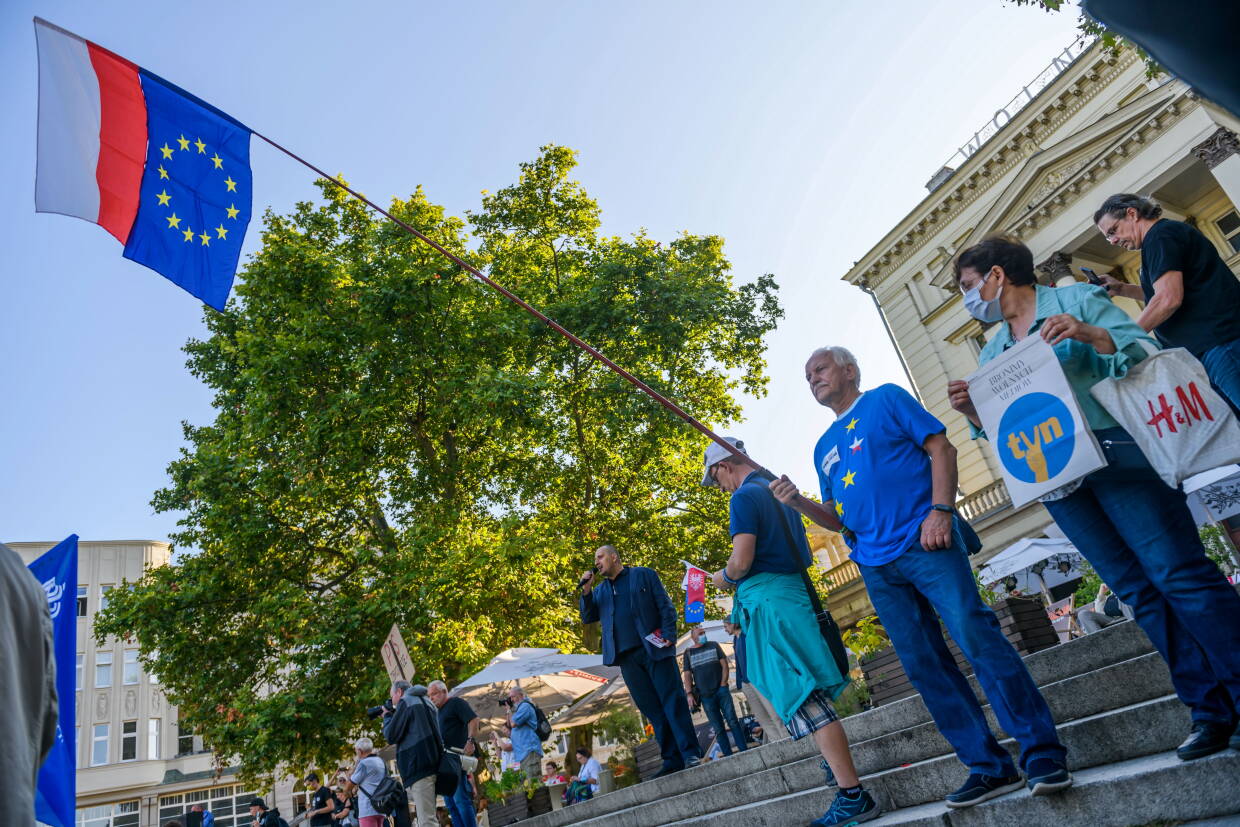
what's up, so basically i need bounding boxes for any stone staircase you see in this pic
[519,620,1240,827]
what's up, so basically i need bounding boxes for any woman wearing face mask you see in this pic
[947,235,1240,763]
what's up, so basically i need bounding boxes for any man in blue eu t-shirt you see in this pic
[769,346,1071,809]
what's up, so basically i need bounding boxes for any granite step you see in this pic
[666,750,1240,827]
[557,693,1190,827]
[523,620,1156,827]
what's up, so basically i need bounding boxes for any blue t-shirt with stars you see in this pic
[813,384,946,567]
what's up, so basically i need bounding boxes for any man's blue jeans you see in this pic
[1043,428,1240,726]
[700,685,748,756]
[859,521,1066,777]
[444,770,476,827]
[1201,336,1240,417]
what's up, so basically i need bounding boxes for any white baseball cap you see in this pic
[701,437,746,487]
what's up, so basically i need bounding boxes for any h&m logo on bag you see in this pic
[1145,382,1215,438]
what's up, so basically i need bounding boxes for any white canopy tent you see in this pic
[977,537,1085,600]
[450,648,619,735]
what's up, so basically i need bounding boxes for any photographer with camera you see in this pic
[381,681,443,827]
[503,686,545,781]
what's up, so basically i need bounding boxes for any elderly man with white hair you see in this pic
[345,736,390,827]
[768,346,1070,812]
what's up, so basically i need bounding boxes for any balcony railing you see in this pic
[825,559,861,592]
[957,479,1012,523]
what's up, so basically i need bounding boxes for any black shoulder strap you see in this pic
[763,485,828,618]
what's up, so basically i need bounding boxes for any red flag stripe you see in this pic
[87,42,145,244]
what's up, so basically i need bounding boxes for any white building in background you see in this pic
[10,540,293,827]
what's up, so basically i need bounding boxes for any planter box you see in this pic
[634,739,664,781]
[860,596,1059,707]
[485,792,528,826]
[527,786,554,817]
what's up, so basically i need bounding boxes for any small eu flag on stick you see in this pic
[34,17,252,310]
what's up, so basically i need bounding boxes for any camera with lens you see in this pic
[366,698,395,719]
[497,696,514,708]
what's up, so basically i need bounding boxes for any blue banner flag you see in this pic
[27,535,78,827]
[122,71,253,310]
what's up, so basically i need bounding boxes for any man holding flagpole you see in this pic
[2,538,64,827]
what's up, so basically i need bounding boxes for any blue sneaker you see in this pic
[1025,757,1072,796]
[808,789,880,826]
[944,773,1024,808]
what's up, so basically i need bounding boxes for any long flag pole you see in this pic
[250,131,773,478]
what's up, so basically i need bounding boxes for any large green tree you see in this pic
[95,145,781,783]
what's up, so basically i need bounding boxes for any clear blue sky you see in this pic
[1,1,1081,545]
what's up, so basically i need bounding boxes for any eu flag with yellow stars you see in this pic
[122,71,252,311]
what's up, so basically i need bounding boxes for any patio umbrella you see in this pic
[451,648,618,735]
[977,538,1079,584]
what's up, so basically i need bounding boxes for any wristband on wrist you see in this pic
[930,504,954,514]
[721,571,740,586]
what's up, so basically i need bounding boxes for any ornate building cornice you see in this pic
[1192,127,1240,170]
[1036,251,1074,285]
[846,46,1139,290]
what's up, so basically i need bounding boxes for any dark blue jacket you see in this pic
[580,566,677,666]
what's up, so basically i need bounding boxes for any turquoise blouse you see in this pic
[975,284,1159,432]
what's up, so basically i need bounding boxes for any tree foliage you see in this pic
[94,145,781,784]
[1007,1,1159,77]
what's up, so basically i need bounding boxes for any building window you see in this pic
[77,585,88,617]
[122,650,140,685]
[161,787,252,825]
[76,727,81,768]
[95,652,113,688]
[91,724,109,766]
[149,650,160,684]
[99,585,114,612]
[121,721,137,761]
[177,724,195,756]
[77,654,84,691]
[76,801,139,827]
[148,719,160,760]
[1215,210,1240,253]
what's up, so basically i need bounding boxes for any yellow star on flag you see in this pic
[845,417,859,432]
[199,232,211,246]
[225,203,239,219]
[842,470,857,488]
[177,134,190,151]
[182,226,195,242]
[834,501,845,517]
[215,224,228,240]
[156,190,171,206]
[165,213,181,229]
[210,153,224,170]
[157,164,169,180]
[159,143,174,160]
[224,176,237,192]
[194,137,207,154]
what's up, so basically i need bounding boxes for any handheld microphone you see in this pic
[577,565,600,589]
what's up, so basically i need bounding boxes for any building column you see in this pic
[1193,127,1240,210]
[1036,251,1075,287]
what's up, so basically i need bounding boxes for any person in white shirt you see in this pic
[1077,583,1134,634]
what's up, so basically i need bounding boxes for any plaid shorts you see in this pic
[784,687,840,740]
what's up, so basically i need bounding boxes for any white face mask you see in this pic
[963,272,1004,323]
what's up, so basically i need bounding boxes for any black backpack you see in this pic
[525,700,553,741]
[355,755,407,816]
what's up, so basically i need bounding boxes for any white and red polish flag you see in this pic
[33,17,253,310]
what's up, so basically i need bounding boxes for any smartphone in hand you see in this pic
[1080,266,1103,286]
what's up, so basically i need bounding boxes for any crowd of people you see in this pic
[578,192,1240,827]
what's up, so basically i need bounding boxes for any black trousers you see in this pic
[617,646,700,767]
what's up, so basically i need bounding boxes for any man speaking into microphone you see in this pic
[580,545,701,776]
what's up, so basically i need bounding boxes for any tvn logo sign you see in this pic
[1145,382,1216,439]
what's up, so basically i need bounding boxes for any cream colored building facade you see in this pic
[819,37,1240,622]
[10,540,295,827]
